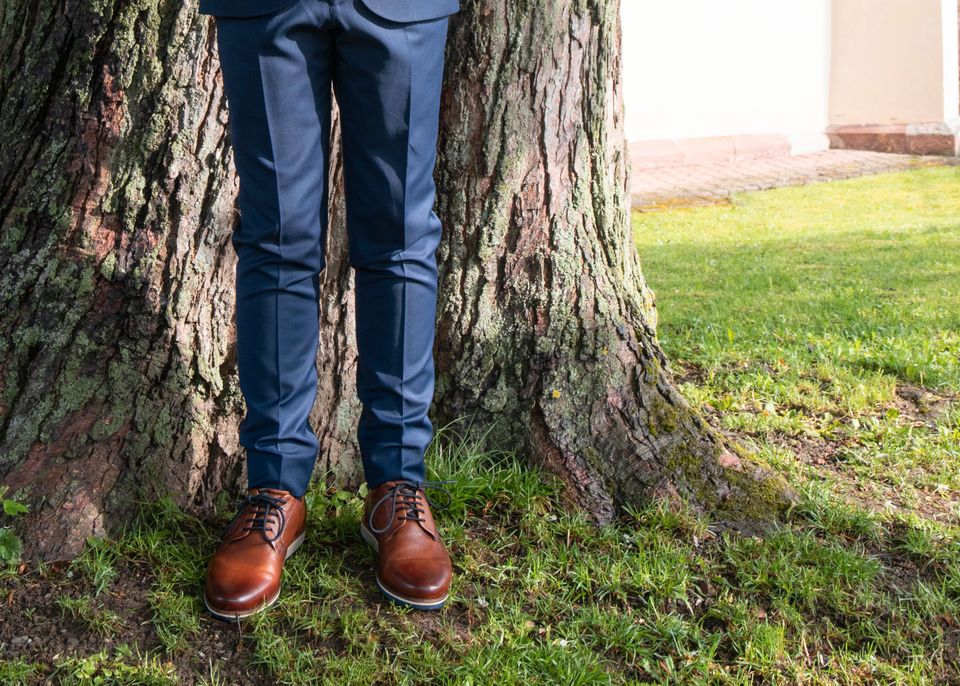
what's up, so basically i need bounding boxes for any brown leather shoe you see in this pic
[203,487,306,621]
[360,480,453,610]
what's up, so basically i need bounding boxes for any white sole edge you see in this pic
[359,520,380,552]
[204,529,305,622]
[359,522,448,610]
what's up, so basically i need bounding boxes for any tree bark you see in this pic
[431,0,792,524]
[0,0,791,561]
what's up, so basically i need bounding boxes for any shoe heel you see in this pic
[286,530,305,559]
[359,522,379,552]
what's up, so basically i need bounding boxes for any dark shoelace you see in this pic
[221,491,288,545]
[369,480,453,535]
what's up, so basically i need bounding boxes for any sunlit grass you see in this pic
[634,165,960,519]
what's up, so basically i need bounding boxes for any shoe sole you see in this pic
[359,522,449,611]
[203,529,305,622]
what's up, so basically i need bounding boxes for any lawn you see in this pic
[1,166,958,684]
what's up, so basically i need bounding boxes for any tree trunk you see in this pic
[431,0,792,524]
[0,0,791,561]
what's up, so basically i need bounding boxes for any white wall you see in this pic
[830,0,959,125]
[620,0,832,152]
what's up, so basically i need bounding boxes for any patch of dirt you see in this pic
[891,383,956,429]
[668,359,710,386]
[768,431,958,527]
[633,196,735,212]
[684,367,960,526]
[0,558,271,684]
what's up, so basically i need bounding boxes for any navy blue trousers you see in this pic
[210,0,453,496]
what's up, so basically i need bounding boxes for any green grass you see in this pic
[635,166,960,392]
[15,439,955,684]
[2,166,959,684]
[634,165,960,521]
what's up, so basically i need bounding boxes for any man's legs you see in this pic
[331,0,450,489]
[332,0,454,610]
[203,0,337,621]
[217,0,335,498]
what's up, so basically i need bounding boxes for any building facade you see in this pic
[622,0,960,167]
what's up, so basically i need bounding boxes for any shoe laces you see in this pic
[222,490,288,546]
[369,480,453,535]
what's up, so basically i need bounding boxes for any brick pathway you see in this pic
[630,149,956,210]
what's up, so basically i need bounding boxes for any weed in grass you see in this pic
[56,594,125,639]
[50,647,178,686]
[0,658,42,686]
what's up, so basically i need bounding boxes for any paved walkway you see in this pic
[631,149,956,210]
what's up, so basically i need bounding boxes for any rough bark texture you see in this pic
[431,0,791,524]
[0,0,791,561]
